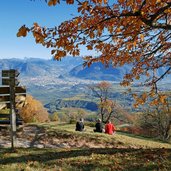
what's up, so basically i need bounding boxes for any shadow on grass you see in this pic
[0,147,170,165]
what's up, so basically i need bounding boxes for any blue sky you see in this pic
[0,0,79,59]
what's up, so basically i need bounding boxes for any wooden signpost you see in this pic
[0,69,26,150]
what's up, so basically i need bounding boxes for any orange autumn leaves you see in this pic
[17,0,171,106]
[48,0,108,6]
[17,25,29,37]
[18,95,49,123]
[133,92,168,108]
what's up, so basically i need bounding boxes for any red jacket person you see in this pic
[105,120,116,135]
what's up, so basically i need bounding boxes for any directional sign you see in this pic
[0,87,10,94]
[2,78,20,86]
[16,86,26,95]
[2,70,19,78]
[2,78,10,85]
[0,86,26,95]
[0,69,24,149]
[0,95,10,101]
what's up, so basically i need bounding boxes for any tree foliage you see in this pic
[100,99,133,124]
[89,81,112,122]
[18,95,49,123]
[138,97,171,141]
[89,81,131,123]
[63,107,87,121]
[17,0,171,104]
[49,111,60,121]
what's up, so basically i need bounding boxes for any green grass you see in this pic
[0,122,171,171]
[39,123,171,149]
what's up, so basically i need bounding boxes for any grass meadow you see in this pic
[0,123,171,171]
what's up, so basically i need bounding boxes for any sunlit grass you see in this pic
[1,122,171,170]
[32,122,171,149]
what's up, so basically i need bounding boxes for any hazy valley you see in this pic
[0,57,171,113]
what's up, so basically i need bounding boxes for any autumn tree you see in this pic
[17,0,171,105]
[18,95,49,123]
[138,96,171,140]
[49,111,59,122]
[100,99,133,124]
[64,107,87,121]
[89,81,111,122]
[89,81,131,123]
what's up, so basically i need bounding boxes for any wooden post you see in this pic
[1,69,23,150]
[9,71,17,150]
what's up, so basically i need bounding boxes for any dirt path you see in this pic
[0,125,67,148]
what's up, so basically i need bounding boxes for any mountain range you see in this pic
[0,57,83,77]
[0,57,171,83]
[0,57,129,81]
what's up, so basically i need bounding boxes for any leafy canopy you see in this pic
[17,0,171,105]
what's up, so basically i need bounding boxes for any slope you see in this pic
[0,123,171,171]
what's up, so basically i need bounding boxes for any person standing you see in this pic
[105,120,116,135]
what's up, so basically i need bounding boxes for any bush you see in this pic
[18,95,49,123]
[57,112,69,123]
[50,112,59,122]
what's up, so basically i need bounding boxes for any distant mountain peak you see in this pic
[69,62,131,81]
